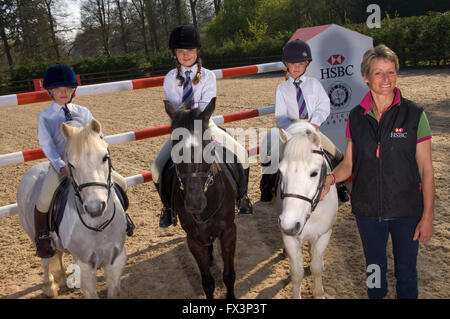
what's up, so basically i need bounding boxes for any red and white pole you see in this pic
[0,62,284,108]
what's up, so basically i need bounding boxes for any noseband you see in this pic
[278,149,328,213]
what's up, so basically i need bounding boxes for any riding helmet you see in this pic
[169,25,201,50]
[282,39,312,63]
[43,63,78,89]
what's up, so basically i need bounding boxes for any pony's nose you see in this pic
[185,198,206,212]
[84,201,106,217]
[279,217,301,236]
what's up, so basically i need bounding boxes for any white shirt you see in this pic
[275,75,330,129]
[37,102,93,171]
[163,63,216,112]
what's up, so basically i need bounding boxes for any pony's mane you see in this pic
[282,127,321,163]
[65,124,107,158]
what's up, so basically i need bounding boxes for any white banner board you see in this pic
[290,24,373,152]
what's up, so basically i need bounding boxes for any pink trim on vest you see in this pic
[348,88,401,139]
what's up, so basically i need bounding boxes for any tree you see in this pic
[131,0,150,59]
[0,0,15,66]
[174,0,182,24]
[144,0,160,52]
[115,0,129,53]
[212,0,221,16]
[43,0,60,58]
[81,0,113,56]
[188,0,198,29]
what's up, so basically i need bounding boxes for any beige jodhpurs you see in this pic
[36,162,127,213]
[151,120,249,183]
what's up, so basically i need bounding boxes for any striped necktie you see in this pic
[62,105,73,121]
[182,70,194,107]
[294,81,308,120]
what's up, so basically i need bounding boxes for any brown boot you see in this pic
[34,207,55,258]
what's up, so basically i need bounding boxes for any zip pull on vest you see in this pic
[376,142,380,158]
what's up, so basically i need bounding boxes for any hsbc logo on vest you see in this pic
[321,54,354,80]
[390,128,408,138]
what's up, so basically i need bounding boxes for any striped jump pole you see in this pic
[0,146,260,218]
[0,105,274,167]
[0,62,285,108]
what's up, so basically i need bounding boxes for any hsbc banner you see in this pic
[300,24,373,152]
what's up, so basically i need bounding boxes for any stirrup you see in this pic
[237,195,253,215]
[125,214,135,236]
[336,183,350,202]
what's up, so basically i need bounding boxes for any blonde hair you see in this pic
[361,44,399,78]
[176,58,202,86]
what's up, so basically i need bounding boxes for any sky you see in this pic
[59,0,81,41]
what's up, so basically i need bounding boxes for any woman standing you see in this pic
[321,44,435,298]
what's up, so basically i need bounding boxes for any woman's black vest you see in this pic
[349,95,424,220]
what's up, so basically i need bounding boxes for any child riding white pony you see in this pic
[274,121,338,299]
[17,120,128,298]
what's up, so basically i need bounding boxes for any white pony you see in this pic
[17,119,127,298]
[274,121,338,299]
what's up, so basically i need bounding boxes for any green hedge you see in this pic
[347,11,449,67]
[3,11,448,84]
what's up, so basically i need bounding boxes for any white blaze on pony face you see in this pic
[278,124,324,236]
[62,120,110,217]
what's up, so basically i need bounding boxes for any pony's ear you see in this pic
[89,118,102,134]
[279,129,292,144]
[307,129,321,146]
[61,122,73,139]
[201,97,216,121]
[164,100,176,120]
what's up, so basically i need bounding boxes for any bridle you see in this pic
[173,153,225,225]
[278,149,328,215]
[67,150,116,232]
[175,163,215,194]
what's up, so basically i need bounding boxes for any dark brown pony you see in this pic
[163,97,237,299]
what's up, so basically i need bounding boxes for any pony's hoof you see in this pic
[43,282,59,298]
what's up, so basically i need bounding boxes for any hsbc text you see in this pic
[320,65,354,80]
